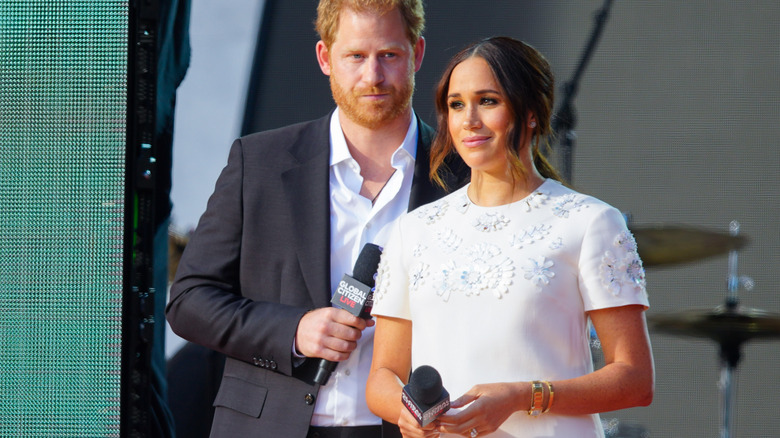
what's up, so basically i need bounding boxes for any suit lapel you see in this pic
[278,114,466,307]
[280,116,332,307]
[408,117,467,211]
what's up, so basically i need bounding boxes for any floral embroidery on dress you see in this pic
[522,256,555,290]
[552,194,586,218]
[373,256,391,303]
[524,190,549,212]
[614,230,638,253]
[435,261,458,302]
[455,264,489,296]
[409,262,428,292]
[483,257,515,299]
[473,211,510,232]
[467,242,502,261]
[455,193,470,214]
[416,200,448,224]
[436,228,462,253]
[510,223,551,249]
[599,230,646,296]
[413,244,427,258]
[435,258,515,300]
[548,237,563,250]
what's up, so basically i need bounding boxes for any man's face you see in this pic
[317,8,423,129]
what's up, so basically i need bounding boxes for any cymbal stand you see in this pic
[718,221,754,438]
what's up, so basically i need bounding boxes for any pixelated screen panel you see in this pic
[0,2,127,437]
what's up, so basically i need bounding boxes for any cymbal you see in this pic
[648,306,780,344]
[630,224,748,267]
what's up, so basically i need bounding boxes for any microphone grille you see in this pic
[408,365,443,405]
[352,243,382,287]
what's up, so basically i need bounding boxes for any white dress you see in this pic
[371,179,649,438]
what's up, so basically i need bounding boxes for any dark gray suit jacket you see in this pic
[166,112,466,437]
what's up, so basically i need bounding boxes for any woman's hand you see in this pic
[398,406,441,438]
[437,382,524,436]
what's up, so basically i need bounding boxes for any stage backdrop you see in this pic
[237,1,780,436]
[0,2,127,436]
[0,0,177,436]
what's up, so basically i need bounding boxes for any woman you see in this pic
[366,37,654,438]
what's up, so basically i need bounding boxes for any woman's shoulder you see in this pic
[405,184,470,224]
[542,179,622,218]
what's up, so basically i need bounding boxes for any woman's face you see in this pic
[446,56,513,176]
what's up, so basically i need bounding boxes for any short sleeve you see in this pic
[578,206,649,311]
[371,217,412,320]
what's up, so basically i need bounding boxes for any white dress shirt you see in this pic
[309,108,418,426]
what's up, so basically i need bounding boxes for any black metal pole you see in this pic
[553,0,614,184]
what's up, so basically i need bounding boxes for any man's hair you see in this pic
[315,0,425,48]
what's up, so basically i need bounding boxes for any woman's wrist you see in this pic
[525,380,555,416]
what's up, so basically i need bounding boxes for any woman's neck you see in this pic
[468,169,545,207]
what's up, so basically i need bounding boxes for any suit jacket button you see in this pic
[304,393,316,405]
[253,356,262,366]
[270,360,278,370]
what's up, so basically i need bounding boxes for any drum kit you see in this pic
[633,220,779,438]
[550,1,778,435]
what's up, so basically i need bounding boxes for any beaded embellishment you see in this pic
[409,262,429,291]
[552,194,586,218]
[473,211,510,232]
[522,256,555,290]
[524,190,549,212]
[436,228,462,253]
[510,223,551,249]
[454,193,470,214]
[467,242,502,261]
[416,200,449,224]
[434,257,515,301]
[599,230,646,296]
[373,256,391,303]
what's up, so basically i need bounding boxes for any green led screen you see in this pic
[0,1,127,436]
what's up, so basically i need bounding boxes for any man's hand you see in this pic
[295,307,375,361]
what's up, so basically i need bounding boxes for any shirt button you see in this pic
[344,369,351,376]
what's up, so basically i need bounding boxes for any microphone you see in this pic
[402,365,451,426]
[313,243,382,386]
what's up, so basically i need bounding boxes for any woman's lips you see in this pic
[462,135,490,147]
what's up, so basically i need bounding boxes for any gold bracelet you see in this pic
[542,381,554,414]
[528,381,544,416]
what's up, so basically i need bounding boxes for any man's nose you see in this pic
[362,56,385,86]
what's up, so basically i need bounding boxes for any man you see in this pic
[166,0,465,436]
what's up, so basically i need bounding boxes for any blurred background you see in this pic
[167,0,779,436]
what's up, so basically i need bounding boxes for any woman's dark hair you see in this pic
[430,36,562,187]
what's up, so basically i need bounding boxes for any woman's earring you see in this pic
[529,121,537,128]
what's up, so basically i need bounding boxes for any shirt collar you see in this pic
[329,108,418,168]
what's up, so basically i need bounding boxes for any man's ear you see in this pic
[413,36,425,72]
[316,40,331,76]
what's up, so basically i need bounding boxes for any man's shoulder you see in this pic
[415,115,435,147]
[239,113,331,145]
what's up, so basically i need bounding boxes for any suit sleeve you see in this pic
[166,138,306,377]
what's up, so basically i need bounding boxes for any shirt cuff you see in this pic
[292,337,306,367]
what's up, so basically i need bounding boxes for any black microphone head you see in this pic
[408,365,444,405]
[352,243,382,287]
